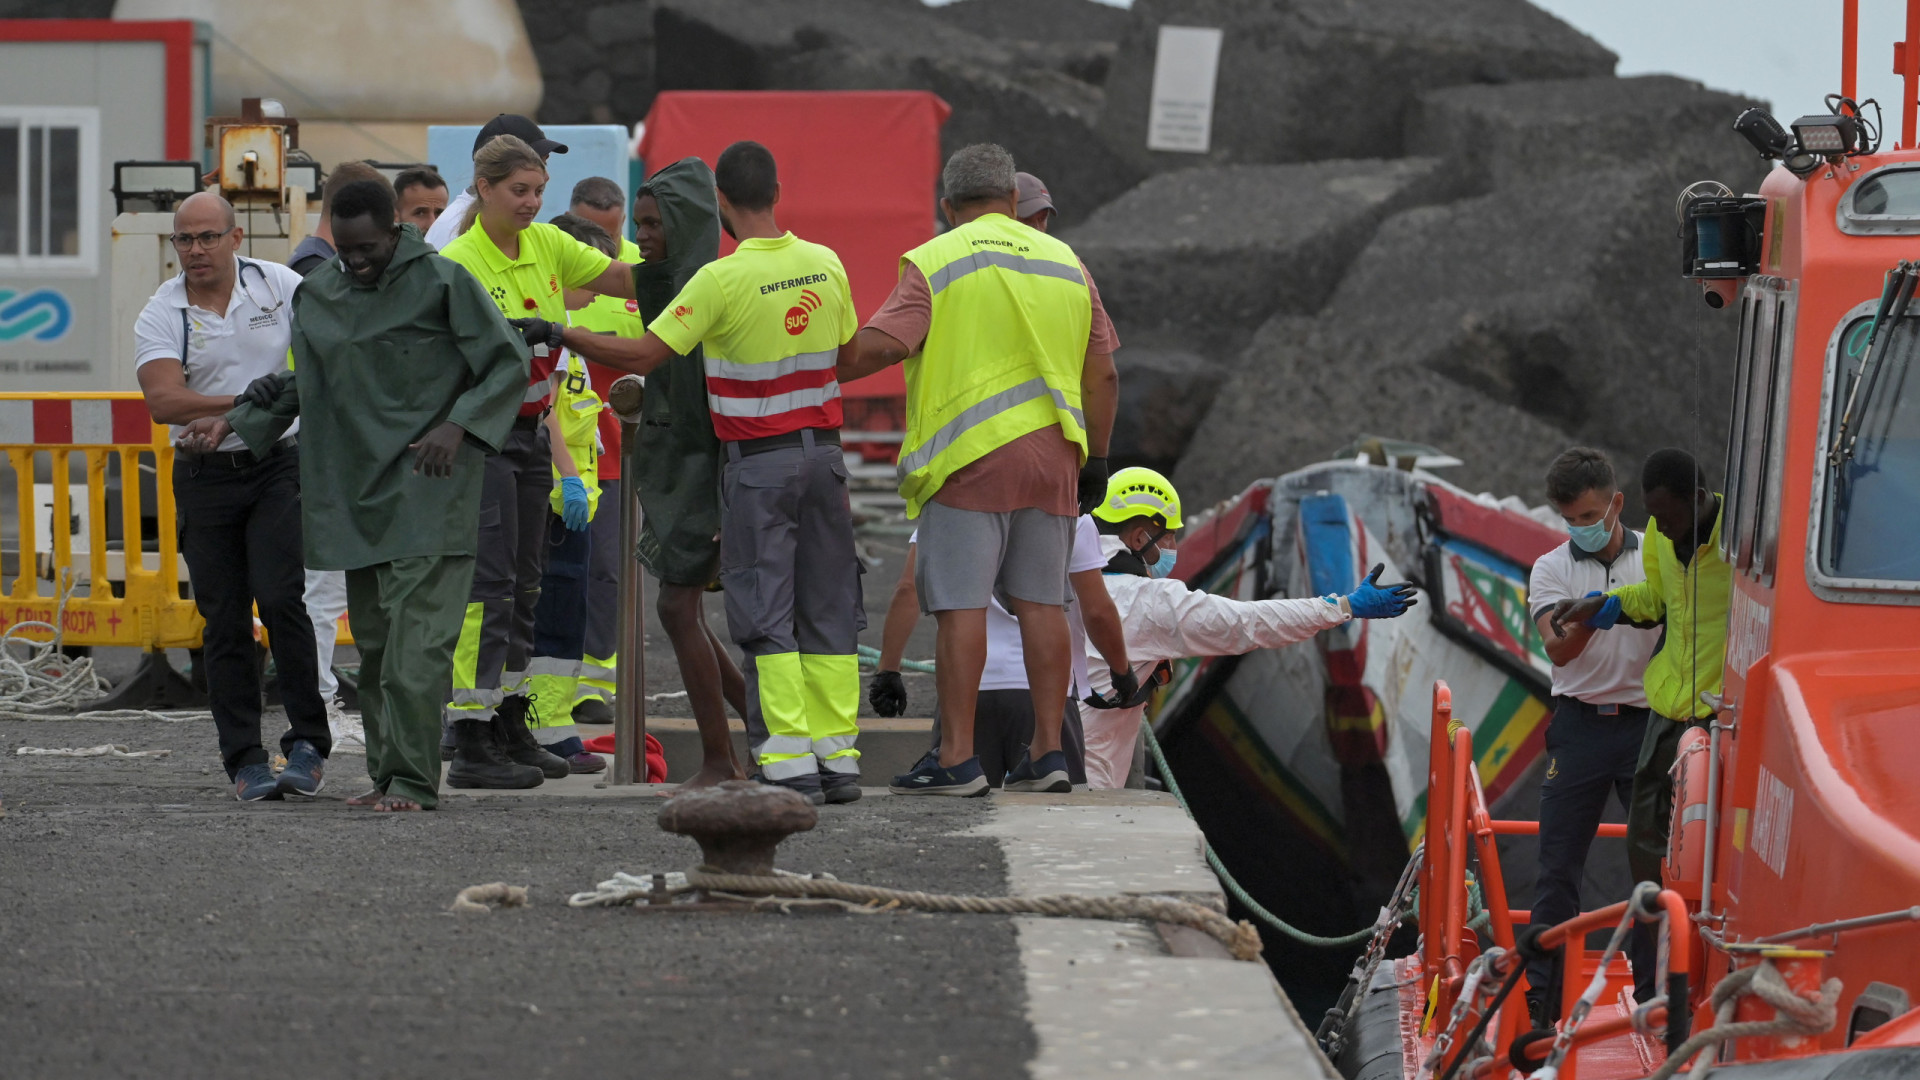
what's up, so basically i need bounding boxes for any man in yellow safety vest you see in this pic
[838,143,1123,796]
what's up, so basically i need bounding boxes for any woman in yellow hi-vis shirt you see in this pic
[436,134,637,789]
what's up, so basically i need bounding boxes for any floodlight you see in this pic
[1791,113,1860,156]
[113,161,204,213]
[1733,109,1792,159]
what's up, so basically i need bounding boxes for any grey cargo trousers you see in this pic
[719,431,865,783]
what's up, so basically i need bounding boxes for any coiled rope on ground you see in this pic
[0,572,208,724]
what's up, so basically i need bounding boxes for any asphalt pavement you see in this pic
[0,717,1027,1080]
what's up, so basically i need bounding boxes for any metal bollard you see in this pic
[658,780,818,877]
[611,377,648,785]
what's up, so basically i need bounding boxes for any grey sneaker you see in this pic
[1003,750,1071,794]
[276,740,326,797]
[234,763,284,802]
[889,754,988,797]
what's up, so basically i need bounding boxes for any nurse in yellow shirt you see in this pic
[435,134,638,789]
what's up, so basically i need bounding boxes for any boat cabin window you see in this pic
[1819,312,1920,582]
[1722,287,1793,583]
[1841,165,1920,235]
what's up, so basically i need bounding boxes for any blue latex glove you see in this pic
[560,476,591,531]
[1346,563,1418,619]
[1584,590,1622,630]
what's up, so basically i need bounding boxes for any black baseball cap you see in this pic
[474,114,568,159]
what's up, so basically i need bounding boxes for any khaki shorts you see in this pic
[914,501,1074,612]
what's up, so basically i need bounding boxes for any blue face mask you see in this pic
[1148,546,1178,578]
[1568,503,1619,553]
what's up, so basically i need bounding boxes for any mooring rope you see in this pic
[570,865,1264,961]
[1143,717,1381,948]
[1644,960,1841,1080]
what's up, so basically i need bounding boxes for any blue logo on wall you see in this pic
[0,289,73,342]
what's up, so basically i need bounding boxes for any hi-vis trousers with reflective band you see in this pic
[719,433,864,781]
[574,477,623,711]
[446,424,551,729]
[527,511,590,744]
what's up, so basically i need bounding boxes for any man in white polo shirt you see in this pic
[1524,447,1663,1023]
[133,190,329,803]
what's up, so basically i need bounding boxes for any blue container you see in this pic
[427,124,634,237]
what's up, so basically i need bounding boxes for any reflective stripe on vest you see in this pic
[711,380,843,418]
[896,377,1084,482]
[926,248,1088,294]
[897,214,1092,517]
[705,346,837,383]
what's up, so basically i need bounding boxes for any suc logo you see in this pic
[0,289,72,342]
[784,289,821,336]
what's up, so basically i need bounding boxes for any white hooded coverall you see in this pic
[1080,536,1353,788]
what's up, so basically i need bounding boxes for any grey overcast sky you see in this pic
[1532,0,1910,125]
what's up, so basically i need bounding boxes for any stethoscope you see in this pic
[237,259,285,315]
[179,258,285,375]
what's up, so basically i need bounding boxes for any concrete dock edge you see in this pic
[977,792,1340,1079]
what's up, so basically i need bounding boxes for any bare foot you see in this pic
[372,794,423,812]
[676,762,746,792]
[346,786,386,806]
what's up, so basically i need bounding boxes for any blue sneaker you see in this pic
[276,740,326,797]
[889,754,987,797]
[234,763,284,802]
[1003,749,1071,794]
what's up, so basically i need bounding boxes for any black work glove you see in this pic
[1084,666,1141,710]
[237,370,291,410]
[1077,455,1110,516]
[409,420,466,478]
[508,316,564,354]
[868,670,907,717]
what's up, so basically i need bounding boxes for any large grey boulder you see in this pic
[929,0,1131,43]
[1175,165,1737,507]
[1097,0,1616,176]
[1109,346,1228,475]
[1066,157,1461,340]
[929,0,1130,85]
[1408,75,1770,194]
[651,0,1143,221]
[516,0,658,124]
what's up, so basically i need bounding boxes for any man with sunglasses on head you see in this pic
[133,190,331,803]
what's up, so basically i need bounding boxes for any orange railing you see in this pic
[1419,679,1694,1080]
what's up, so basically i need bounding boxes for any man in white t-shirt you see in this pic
[1524,447,1663,1023]
[133,191,329,803]
[870,514,1130,790]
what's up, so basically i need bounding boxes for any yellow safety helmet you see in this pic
[1093,466,1183,531]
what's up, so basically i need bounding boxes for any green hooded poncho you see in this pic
[228,224,529,570]
[630,156,725,586]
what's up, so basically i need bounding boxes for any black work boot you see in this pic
[495,696,571,779]
[445,718,543,789]
[571,696,613,725]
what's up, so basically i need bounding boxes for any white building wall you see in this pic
[0,40,167,392]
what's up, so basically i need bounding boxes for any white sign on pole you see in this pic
[1146,25,1224,154]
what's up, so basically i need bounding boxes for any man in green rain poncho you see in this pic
[183,179,528,811]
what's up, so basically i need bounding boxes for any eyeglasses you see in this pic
[169,229,236,252]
